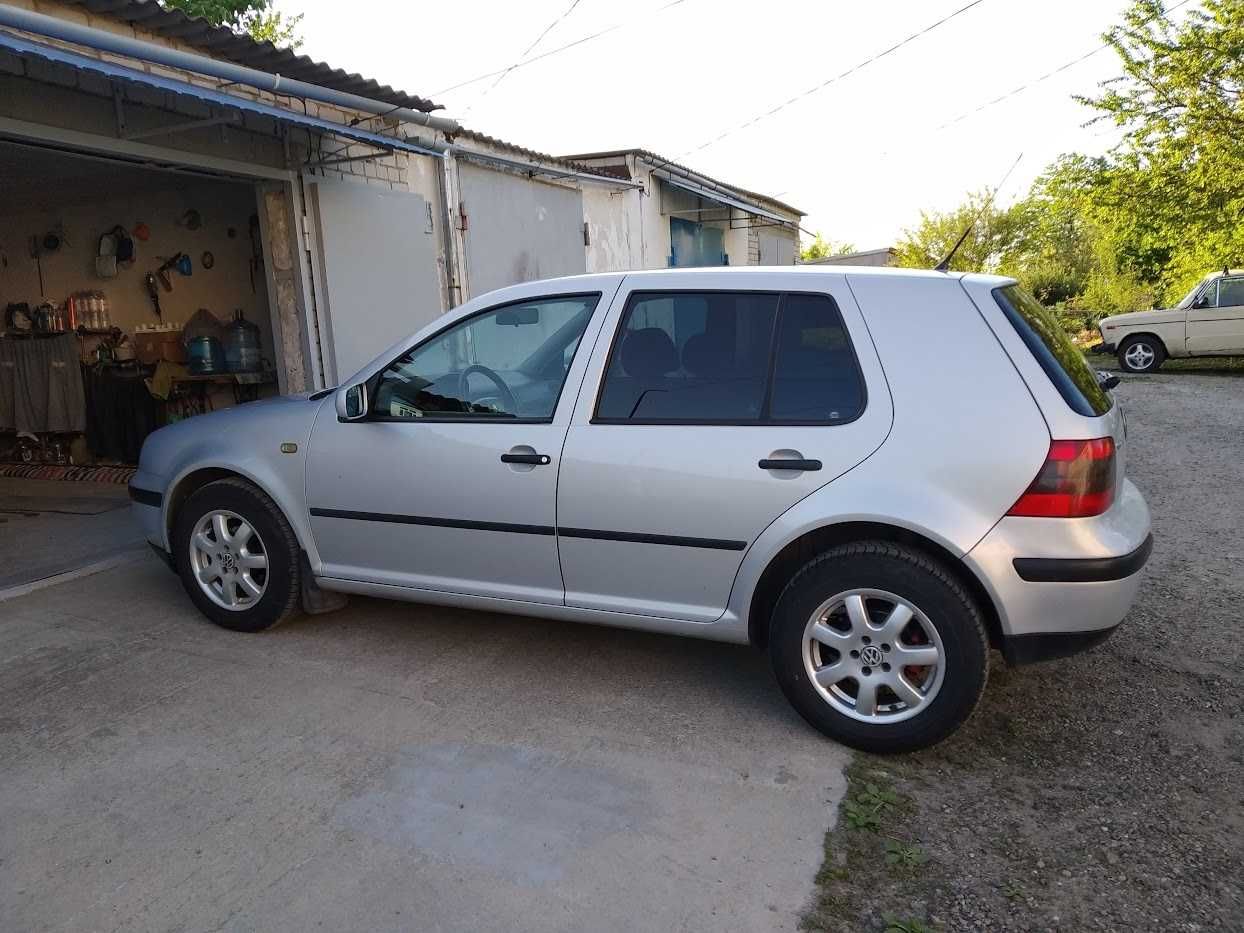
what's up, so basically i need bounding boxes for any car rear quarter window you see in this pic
[993,285,1112,418]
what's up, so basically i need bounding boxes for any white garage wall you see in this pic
[458,163,586,298]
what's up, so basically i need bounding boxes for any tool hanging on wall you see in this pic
[27,236,44,295]
[248,214,263,293]
[154,253,192,291]
[144,272,162,319]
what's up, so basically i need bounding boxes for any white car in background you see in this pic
[1099,270,1244,372]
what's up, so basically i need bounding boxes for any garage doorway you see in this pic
[0,139,285,469]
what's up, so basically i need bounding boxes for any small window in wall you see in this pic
[594,291,866,424]
[669,217,727,268]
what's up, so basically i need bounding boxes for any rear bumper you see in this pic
[1000,625,1120,665]
[966,479,1151,658]
[1012,534,1153,583]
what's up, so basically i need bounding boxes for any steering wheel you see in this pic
[457,364,518,415]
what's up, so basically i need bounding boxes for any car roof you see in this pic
[518,265,1019,289]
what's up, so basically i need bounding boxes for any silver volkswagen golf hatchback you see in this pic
[131,267,1152,752]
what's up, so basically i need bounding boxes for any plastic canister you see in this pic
[223,313,262,373]
[186,335,225,375]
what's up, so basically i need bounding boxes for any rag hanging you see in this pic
[0,334,87,434]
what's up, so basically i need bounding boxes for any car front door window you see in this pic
[373,295,598,421]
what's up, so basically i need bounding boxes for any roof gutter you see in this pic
[449,147,644,189]
[0,4,460,133]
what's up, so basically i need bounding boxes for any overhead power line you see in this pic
[464,0,587,113]
[674,0,991,160]
[930,0,1195,132]
[435,0,691,98]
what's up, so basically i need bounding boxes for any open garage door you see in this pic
[458,164,586,297]
[306,178,441,385]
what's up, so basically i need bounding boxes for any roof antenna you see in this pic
[935,152,1023,272]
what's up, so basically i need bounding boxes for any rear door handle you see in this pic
[758,458,822,472]
[501,452,551,465]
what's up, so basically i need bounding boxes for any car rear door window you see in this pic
[596,292,778,421]
[594,290,865,424]
[769,293,865,422]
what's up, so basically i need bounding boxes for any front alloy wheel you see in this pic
[174,478,301,632]
[188,509,269,610]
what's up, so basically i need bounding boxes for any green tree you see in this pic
[892,191,1033,274]
[800,233,856,262]
[162,0,303,48]
[1079,0,1244,302]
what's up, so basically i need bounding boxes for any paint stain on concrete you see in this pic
[336,743,652,885]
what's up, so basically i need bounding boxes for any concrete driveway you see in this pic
[1,554,847,932]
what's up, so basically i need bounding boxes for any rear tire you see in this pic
[1117,335,1165,373]
[173,478,301,633]
[768,542,988,753]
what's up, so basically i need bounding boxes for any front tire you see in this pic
[173,478,301,633]
[1117,335,1165,373]
[769,542,988,753]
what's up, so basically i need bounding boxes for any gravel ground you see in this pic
[806,368,1244,933]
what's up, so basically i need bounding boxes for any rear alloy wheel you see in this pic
[802,589,945,723]
[174,478,301,633]
[1118,335,1164,373]
[770,542,988,753]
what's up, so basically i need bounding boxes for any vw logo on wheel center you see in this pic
[860,645,884,667]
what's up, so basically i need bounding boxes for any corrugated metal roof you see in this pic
[0,30,442,156]
[455,128,603,174]
[56,0,441,112]
[560,148,805,217]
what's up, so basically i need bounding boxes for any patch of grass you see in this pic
[884,840,929,873]
[1003,880,1026,901]
[883,919,935,933]
[843,779,903,831]
[802,761,939,932]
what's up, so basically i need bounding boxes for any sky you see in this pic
[284,0,1153,250]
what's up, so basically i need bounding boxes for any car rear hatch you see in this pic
[960,279,1127,490]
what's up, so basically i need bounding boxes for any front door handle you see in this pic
[501,451,551,465]
[759,458,822,472]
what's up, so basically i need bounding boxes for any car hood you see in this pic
[138,393,327,479]
[1100,308,1183,327]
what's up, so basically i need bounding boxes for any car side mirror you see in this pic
[336,382,369,421]
[1192,294,1209,309]
[1096,372,1120,391]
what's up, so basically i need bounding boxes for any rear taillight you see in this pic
[1008,438,1116,518]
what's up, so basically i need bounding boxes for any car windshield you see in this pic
[1175,276,1214,309]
